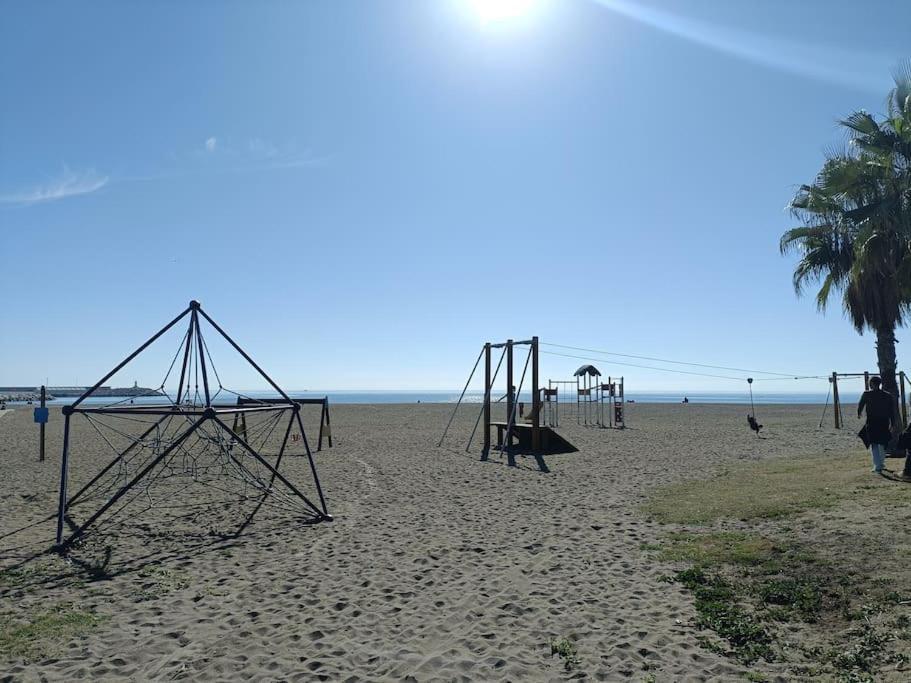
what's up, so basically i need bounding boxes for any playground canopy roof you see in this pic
[574,364,601,377]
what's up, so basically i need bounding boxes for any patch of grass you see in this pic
[756,576,824,619]
[642,454,904,524]
[827,626,907,682]
[0,556,70,592]
[550,636,581,671]
[674,568,774,664]
[658,531,781,568]
[0,604,104,663]
[660,531,837,622]
[642,453,911,680]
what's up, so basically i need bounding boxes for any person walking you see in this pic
[857,376,895,474]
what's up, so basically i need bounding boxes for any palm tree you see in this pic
[781,67,911,473]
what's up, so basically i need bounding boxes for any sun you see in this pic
[471,0,537,24]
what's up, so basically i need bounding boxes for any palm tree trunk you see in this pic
[875,326,909,473]
[876,326,899,396]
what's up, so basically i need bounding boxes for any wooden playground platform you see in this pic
[489,421,577,454]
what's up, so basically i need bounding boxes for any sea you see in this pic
[15,390,855,406]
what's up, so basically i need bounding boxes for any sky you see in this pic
[1,0,910,395]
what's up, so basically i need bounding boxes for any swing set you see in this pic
[745,370,910,436]
[822,371,909,429]
[439,337,576,456]
[746,378,763,436]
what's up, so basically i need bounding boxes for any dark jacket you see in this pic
[857,389,894,446]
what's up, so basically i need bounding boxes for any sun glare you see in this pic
[472,0,536,24]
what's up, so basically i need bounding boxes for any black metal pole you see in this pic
[174,318,195,405]
[323,399,333,448]
[294,409,329,517]
[482,343,491,456]
[317,401,325,451]
[192,309,212,406]
[505,340,514,448]
[55,412,73,546]
[531,336,540,452]
[70,306,191,409]
[39,385,46,462]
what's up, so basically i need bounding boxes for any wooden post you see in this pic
[620,376,625,427]
[39,385,46,462]
[505,339,514,448]
[483,343,491,456]
[324,400,333,448]
[832,372,841,429]
[576,375,580,425]
[901,371,908,428]
[550,379,559,427]
[316,400,333,451]
[531,336,540,452]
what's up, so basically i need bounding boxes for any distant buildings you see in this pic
[0,384,162,401]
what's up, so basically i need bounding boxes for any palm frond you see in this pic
[782,70,911,339]
[841,110,879,137]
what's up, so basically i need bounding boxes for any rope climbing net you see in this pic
[55,301,331,549]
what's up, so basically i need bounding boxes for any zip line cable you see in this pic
[542,349,827,384]
[541,342,823,380]
[539,350,748,381]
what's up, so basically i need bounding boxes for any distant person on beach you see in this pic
[682,397,689,404]
[857,376,894,474]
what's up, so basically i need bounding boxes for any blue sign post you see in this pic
[36,385,48,462]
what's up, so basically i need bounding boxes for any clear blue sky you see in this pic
[2,0,909,394]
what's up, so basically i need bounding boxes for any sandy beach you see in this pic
[0,402,895,681]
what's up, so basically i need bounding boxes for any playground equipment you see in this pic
[53,301,332,549]
[545,372,626,429]
[232,396,333,451]
[541,386,559,427]
[746,377,763,436]
[545,379,577,427]
[575,365,601,426]
[823,371,908,429]
[440,337,575,455]
[599,376,626,429]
